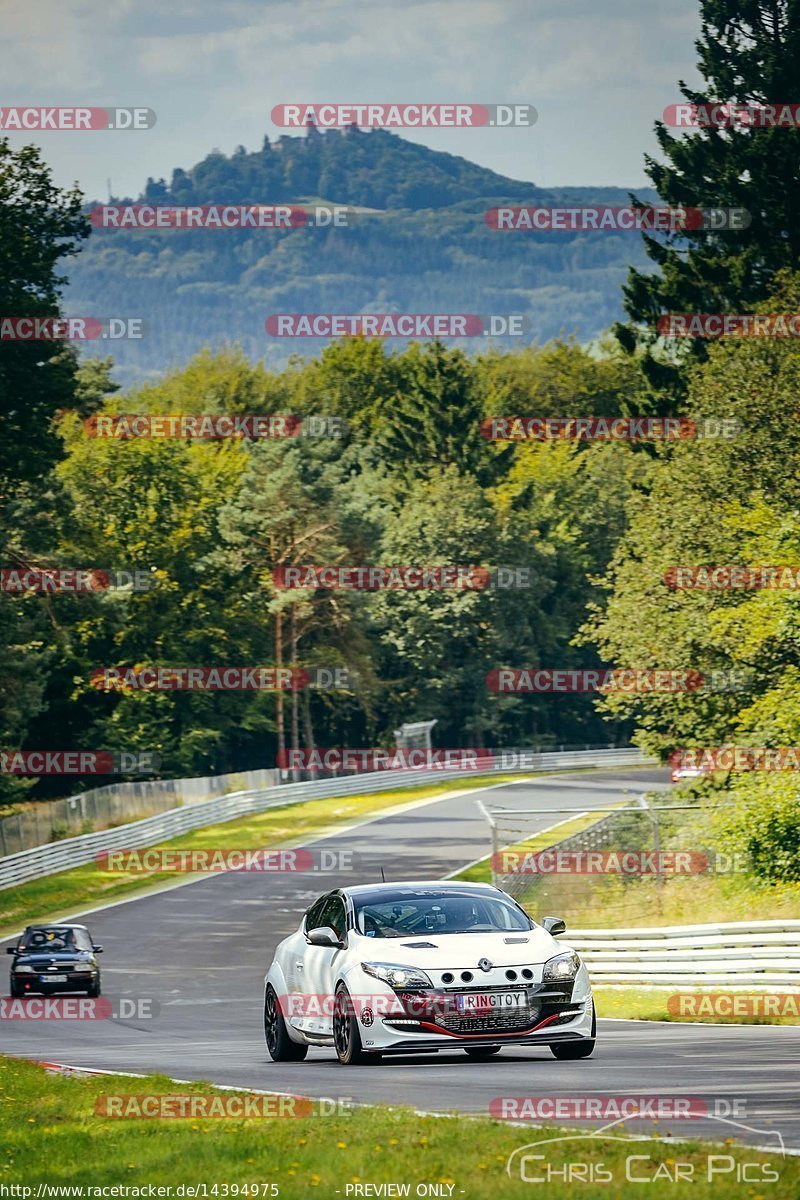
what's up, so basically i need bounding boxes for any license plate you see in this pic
[455,990,526,1012]
[42,974,67,983]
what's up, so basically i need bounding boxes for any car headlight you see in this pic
[12,965,34,974]
[542,951,581,982]
[72,964,93,973]
[361,962,433,989]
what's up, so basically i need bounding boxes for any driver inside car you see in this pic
[444,899,478,932]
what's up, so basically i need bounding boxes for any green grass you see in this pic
[596,986,800,1025]
[1,1057,794,1198]
[0,775,519,935]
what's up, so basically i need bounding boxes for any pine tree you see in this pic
[619,0,800,393]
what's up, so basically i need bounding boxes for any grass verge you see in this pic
[595,986,800,1025]
[0,775,518,935]
[2,1057,794,1198]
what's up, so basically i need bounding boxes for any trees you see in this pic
[0,138,88,509]
[584,274,800,756]
[620,0,800,392]
[0,140,89,802]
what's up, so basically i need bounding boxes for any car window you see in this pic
[305,896,330,933]
[318,896,346,939]
[354,891,532,937]
[22,926,92,952]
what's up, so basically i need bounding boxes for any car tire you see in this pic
[333,984,367,1065]
[9,979,23,999]
[464,1046,502,1059]
[87,979,101,998]
[550,1002,596,1060]
[264,984,308,1062]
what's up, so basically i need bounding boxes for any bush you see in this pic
[712,775,800,883]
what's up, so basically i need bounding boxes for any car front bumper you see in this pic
[12,974,98,994]
[348,968,594,1053]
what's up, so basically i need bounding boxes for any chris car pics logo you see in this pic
[505,1116,784,1185]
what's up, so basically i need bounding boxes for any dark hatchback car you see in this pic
[7,924,103,997]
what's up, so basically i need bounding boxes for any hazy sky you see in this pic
[1,0,703,201]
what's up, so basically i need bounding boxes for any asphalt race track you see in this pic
[2,768,798,1152]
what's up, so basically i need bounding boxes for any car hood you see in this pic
[356,928,564,967]
[14,951,94,965]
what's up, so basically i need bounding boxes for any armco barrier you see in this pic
[568,921,800,986]
[0,747,653,890]
[0,766,282,857]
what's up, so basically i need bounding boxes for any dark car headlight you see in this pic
[542,951,581,982]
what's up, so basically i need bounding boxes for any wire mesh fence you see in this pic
[482,794,741,926]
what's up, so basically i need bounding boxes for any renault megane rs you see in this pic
[264,881,595,1065]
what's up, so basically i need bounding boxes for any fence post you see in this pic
[476,799,499,885]
[637,793,663,889]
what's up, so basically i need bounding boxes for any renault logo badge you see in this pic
[478,958,493,973]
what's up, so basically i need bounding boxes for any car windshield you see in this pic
[21,927,92,953]
[353,890,533,938]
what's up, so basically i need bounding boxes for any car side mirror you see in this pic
[542,916,567,936]
[6,947,16,955]
[306,927,344,949]
[92,945,104,953]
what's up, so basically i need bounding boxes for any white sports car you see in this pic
[264,880,595,1065]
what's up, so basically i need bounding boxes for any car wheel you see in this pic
[550,1003,596,1060]
[264,984,308,1062]
[333,984,367,1065]
[87,979,101,998]
[464,1046,502,1059]
[9,979,23,999]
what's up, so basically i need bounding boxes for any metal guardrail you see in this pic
[568,921,800,986]
[0,766,282,857]
[0,747,654,890]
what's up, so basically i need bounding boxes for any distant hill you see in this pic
[66,128,657,384]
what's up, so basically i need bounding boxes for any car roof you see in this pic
[25,923,88,931]
[342,881,499,898]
